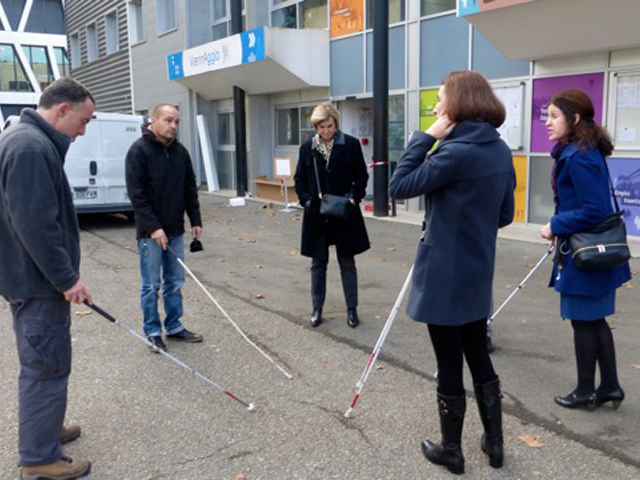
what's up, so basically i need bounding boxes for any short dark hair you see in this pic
[549,89,613,157]
[152,104,178,119]
[441,70,506,128]
[38,77,95,109]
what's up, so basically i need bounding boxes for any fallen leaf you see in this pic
[376,257,387,262]
[254,264,263,269]
[375,315,381,320]
[631,363,640,370]
[376,364,384,370]
[289,250,298,256]
[235,474,247,480]
[623,282,633,289]
[246,239,257,243]
[75,310,92,316]
[255,293,265,299]
[526,264,535,268]
[386,246,396,252]
[518,434,544,448]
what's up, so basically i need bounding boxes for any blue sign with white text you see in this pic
[167,52,184,80]
[457,0,479,16]
[241,28,265,64]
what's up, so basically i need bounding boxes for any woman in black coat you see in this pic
[389,71,515,474]
[294,103,370,328]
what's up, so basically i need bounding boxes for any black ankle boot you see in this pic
[474,378,504,468]
[421,392,466,475]
[595,387,625,409]
[347,308,359,328]
[310,308,322,327]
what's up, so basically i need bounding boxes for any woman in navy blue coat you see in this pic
[541,89,631,411]
[390,71,515,474]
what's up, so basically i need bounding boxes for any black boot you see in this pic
[474,378,504,468]
[347,308,359,328]
[421,393,466,475]
[310,308,322,327]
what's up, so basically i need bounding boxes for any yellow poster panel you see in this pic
[330,0,364,39]
[419,88,439,131]
[513,155,527,222]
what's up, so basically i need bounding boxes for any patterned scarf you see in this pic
[313,133,335,165]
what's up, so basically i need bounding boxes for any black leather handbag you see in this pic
[567,161,631,271]
[313,156,350,220]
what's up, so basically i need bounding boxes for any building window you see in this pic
[22,45,54,89]
[421,0,456,17]
[367,0,405,28]
[24,0,65,34]
[3,0,26,31]
[0,44,33,92]
[211,0,246,41]
[157,0,177,35]
[54,47,69,76]
[129,0,145,44]
[277,107,300,145]
[388,95,405,168]
[271,0,327,29]
[217,111,235,189]
[300,105,316,143]
[86,23,98,62]
[69,33,81,68]
[105,11,119,55]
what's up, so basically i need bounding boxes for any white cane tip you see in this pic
[286,373,294,380]
[247,404,257,412]
[344,408,353,419]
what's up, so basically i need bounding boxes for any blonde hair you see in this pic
[310,102,340,129]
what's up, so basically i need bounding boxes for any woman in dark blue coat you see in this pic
[390,71,515,474]
[541,89,631,411]
[294,103,370,329]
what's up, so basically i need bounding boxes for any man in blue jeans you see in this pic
[0,78,94,479]
[125,104,204,352]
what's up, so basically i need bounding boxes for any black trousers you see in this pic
[311,246,357,310]
[428,318,497,397]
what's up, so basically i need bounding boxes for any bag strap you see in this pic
[601,155,621,213]
[312,155,324,199]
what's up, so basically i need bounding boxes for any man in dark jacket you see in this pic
[125,104,203,352]
[0,77,94,480]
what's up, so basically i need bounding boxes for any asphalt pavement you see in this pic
[1,192,639,479]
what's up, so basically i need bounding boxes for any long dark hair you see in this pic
[441,70,505,128]
[548,89,613,157]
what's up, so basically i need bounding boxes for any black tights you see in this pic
[428,318,497,397]
[571,319,620,396]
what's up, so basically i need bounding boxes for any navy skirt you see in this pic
[560,290,616,321]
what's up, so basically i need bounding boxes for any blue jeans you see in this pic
[9,296,71,466]
[138,235,186,337]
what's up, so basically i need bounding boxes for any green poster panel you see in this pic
[420,88,439,131]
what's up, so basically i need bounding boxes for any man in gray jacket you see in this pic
[0,78,95,480]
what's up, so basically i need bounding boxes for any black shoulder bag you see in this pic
[566,159,631,271]
[312,156,351,220]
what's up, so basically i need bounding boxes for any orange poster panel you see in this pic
[513,155,527,222]
[330,0,364,39]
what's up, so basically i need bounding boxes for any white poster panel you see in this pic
[493,84,525,150]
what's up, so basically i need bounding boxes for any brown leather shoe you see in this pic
[60,425,81,445]
[21,456,91,480]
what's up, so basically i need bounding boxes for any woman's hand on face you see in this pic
[540,222,555,243]
[426,114,456,140]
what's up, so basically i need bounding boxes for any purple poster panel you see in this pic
[531,73,605,153]
[609,158,640,237]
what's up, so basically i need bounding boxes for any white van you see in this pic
[3,112,144,216]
